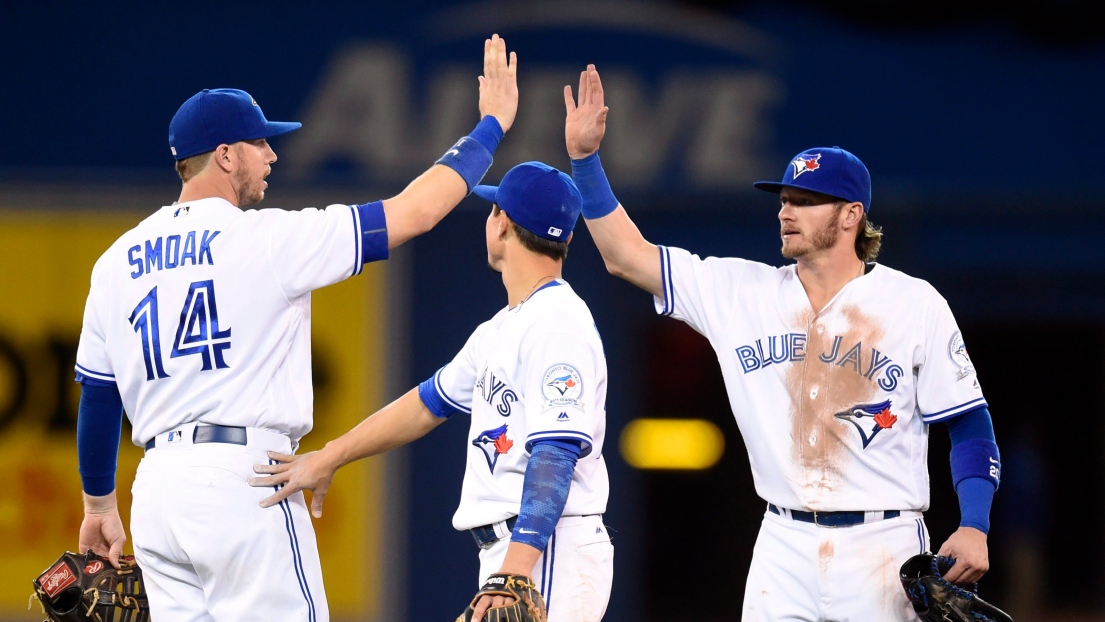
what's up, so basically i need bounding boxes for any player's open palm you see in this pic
[564,64,608,159]
[478,34,518,133]
[251,450,337,518]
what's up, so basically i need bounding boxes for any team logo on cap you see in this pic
[834,399,897,449]
[790,153,822,179]
[472,424,514,473]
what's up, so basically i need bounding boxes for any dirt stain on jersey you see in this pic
[787,305,886,507]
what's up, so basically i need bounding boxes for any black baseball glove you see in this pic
[31,550,149,622]
[900,553,1012,622]
[455,572,547,622]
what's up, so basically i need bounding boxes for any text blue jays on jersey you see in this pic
[735,332,904,392]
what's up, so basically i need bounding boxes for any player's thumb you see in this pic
[107,539,124,569]
[311,493,325,519]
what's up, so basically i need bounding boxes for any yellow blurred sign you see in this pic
[620,418,725,470]
[0,209,387,619]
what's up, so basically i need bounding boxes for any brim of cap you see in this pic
[255,121,302,139]
[472,185,498,203]
[752,181,789,194]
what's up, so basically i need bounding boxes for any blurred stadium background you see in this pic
[1,1,1103,620]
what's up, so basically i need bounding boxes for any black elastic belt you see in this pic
[470,516,518,547]
[144,424,247,451]
[768,503,900,527]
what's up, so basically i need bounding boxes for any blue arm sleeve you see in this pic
[76,382,125,496]
[511,441,581,551]
[945,405,1000,533]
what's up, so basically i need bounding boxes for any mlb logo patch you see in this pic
[548,226,563,237]
[167,430,184,443]
[790,153,822,179]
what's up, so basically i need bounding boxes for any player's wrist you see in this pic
[82,490,118,514]
[567,145,597,160]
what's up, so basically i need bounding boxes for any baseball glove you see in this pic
[30,550,149,622]
[455,572,547,622]
[899,553,1012,622]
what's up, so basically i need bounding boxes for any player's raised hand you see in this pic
[250,450,338,518]
[478,34,519,133]
[936,526,990,585]
[564,64,608,159]
[79,491,127,569]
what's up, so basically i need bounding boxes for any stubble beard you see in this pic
[234,168,264,207]
[781,220,840,260]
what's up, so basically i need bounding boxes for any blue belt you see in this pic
[144,424,247,451]
[768,503,900,527]
[470,516,517,547]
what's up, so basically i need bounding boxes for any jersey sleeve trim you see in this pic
[434,368,471,414]
[75,363,115,383]
[355,201,389,271]
[656,245,674,316]
[525,430,594,458]
[417,371,460,419]
[922,397,988,423]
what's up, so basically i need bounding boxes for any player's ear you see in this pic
[842,202,863,228]
[213,144,235,173]
[566,232,574,245]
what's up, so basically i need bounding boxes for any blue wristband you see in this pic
[949,437,1001,489]
[956,477,996,534]
[436,116,502,193]
[570,152,619,220]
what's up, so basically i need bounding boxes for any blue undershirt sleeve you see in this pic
[945,405,1000,533]
[511,441,581,551]
[76,381,125,496]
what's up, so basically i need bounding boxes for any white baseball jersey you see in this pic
[75,197,388,445]
[656,246,986,512]
[423,280,609,530]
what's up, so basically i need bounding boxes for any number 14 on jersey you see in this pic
[129,279,232,381]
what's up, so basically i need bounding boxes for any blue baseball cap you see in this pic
[168,88,302,161]
[473,162,582,243]
[753,146,872,212]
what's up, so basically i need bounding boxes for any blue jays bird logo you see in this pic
[472,424,514,473]
[833,399,898,449]
[542,363,584,408]
[790,153,822,179]
[547,374,577,395]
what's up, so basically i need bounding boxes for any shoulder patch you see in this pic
[948,331,976,380]
[542,363,584,408]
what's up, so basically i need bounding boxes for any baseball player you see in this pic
[250,161,614,622]
[73,35,518,622]
[563,65,1001,620]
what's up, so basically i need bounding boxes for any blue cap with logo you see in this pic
[753,146,872,212]
[473,162,583,243]
[169,88,302,161]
